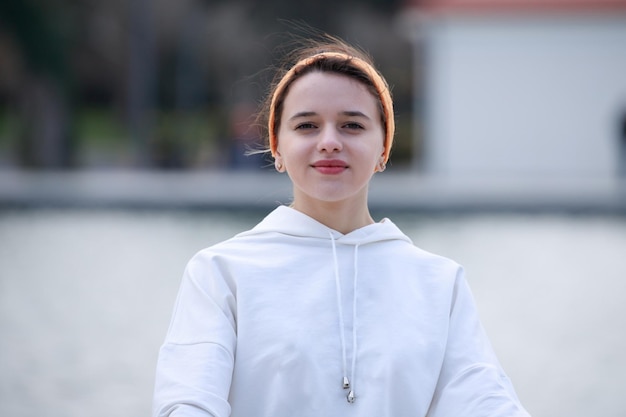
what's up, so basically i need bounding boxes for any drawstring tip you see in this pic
[347,390,355,403]
[342,376,350,389]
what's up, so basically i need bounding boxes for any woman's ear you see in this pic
[274,153,285,173]
[375,155,386,173]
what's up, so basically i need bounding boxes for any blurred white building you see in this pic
[401,0,626,181]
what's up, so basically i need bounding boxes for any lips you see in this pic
[312,159,348,175]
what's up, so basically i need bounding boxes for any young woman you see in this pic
[153,37,531,417]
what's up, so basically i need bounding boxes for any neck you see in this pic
[291,194,375,235]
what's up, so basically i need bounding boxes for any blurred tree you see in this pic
[128,0,157,167]
[0,0,76,168]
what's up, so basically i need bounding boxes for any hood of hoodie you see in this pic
[238,205,412,246]
[236,205,413,404]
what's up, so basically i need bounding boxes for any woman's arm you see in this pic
[427,268,531,417]
[153,252,237,417]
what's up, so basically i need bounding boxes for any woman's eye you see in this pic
[344,122,364,130]
[295,123,316,130]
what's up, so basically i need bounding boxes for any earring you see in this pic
[275,160,284,172]
[377,162,386,172]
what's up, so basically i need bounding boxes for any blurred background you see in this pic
[0,0,414,171]
[1,0,626,416]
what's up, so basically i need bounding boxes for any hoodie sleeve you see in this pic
[153,251,237,417]
[427,267,531,417]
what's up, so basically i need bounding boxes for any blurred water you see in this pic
[0,208,625,417]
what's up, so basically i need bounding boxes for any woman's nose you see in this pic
[317,127,342,152]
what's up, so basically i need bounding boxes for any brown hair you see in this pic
[258,37,395,163]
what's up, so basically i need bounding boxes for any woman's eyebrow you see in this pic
[288,111,318,121]
[341,111,370,119]
[288,110,371,121]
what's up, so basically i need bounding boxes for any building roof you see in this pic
[403,0,626,15]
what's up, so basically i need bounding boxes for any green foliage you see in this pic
[76,109,130,148]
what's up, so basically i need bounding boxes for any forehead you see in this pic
[283,71,379,112]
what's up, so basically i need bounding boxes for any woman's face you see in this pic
[275,71,385,209]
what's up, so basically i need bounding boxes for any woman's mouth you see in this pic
[312,159,348,175]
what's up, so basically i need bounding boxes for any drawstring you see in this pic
[329,232,359,404]
[330,234,349,392]
[349,244,359,403]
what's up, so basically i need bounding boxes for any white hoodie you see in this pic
[153,206,530,417]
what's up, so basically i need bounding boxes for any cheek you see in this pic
[274,127,287,157]
[370,135,386,159]
[275,133,298,163]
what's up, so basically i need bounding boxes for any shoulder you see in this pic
[183,223,284,279]
[388,235,461,271]
[187,233,255,265]
[361,240,463,299]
